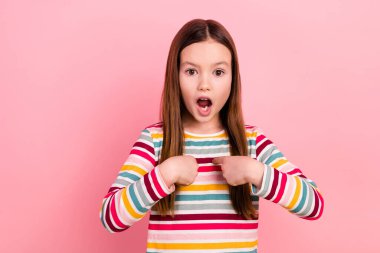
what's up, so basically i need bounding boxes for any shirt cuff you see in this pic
[252,164,272,197]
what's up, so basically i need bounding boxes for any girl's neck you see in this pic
[182,121,224,134]
[181,111,224,134]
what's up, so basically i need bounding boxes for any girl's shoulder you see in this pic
[144,121,164,130]
[244,123,262,137]
[142,121,164,137]
[244,124,256,131]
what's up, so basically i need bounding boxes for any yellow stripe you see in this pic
[153,130,253,139]
[120,164,147,176]
[246,131,255,138]
[147,240,257,250]
[287,176,301,209]
[271,158,288,169]
[183,133,227,139]
[151,132,163,139]
[177,184,229,191]
[152,132,231,139]
[121,188,144,219]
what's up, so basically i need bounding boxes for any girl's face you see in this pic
[179,39,232,132]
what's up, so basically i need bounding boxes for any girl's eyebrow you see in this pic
[181,61,229,67]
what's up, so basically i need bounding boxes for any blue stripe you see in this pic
[129,185,148,213]
[175,194,260,202]
[266,151,284,165]
[120,171,140,181]
[155,139,229,147]
[292,179,307,213]
[176,194,230,201]
[185,139,229,146]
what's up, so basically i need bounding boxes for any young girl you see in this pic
[99,18,324,253]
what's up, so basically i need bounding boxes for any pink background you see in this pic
[1,0,379,252]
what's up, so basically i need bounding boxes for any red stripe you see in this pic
[150,167,167,197]
[266,167,279,200]
[287,168,303,175]
[255,133,266,144]
[104,194,127,232]
[307,187,320,218]
[150,213,247,221]
[315,190,324,219]
[302,190,324,221]
[273,172,287,203]
[308,187,324,219]
[110,191,126,228]
[198,165,221,172]
[148,222,258,230]
[146,123,159,128]
[256,137,273,157]
[144,172,159,201]
[133,141,155,156]
[196,157,213,164]
[108,186,122,193]
[130,149,155,166]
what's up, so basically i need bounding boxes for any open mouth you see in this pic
[196,98,212,110]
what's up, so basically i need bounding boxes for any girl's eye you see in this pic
[184,68,225,76]
[185,69,197,75]
[215,69,225,76]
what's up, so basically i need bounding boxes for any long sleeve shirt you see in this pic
[99,121,324,252]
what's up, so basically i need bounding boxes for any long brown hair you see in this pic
[153,18,258,220]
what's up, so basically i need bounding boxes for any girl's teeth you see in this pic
[201,106,208,111]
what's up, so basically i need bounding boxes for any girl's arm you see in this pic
[251,127,324,220]
[99,128,175,233]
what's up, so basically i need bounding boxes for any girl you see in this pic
[99,18,324,253]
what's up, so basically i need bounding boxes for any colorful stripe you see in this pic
[99,122,324,252]
[252,127,324,220]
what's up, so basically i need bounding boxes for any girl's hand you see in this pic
[159,155,199,187]
[212,156,265,188]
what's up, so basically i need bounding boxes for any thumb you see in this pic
[212,156,224,164]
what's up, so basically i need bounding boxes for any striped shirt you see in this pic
[99,121,324,252]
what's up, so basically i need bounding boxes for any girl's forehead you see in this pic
[180,42,231,67]
[181,41,230,56]
[180,60,230,68]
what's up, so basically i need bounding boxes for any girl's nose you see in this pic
[198,76,211,91]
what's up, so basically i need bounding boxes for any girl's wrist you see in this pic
[158,161,177,188]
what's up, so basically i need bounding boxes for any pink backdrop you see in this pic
[1,0,379,252]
